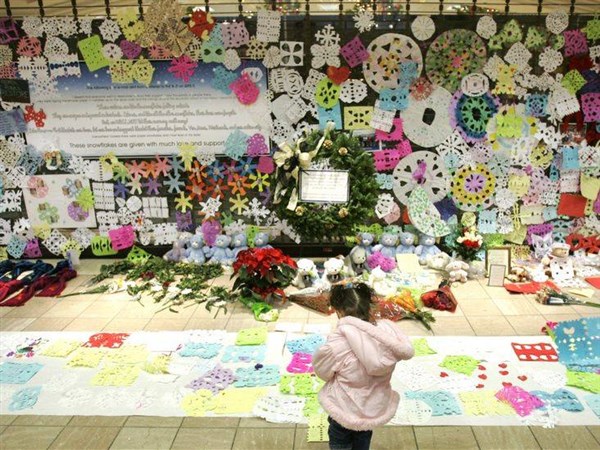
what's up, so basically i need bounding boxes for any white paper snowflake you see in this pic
[199,197,222,218]
[72,228,95,249]
[45,37,69,57]
[152,223,178,246]
[353,9,375,33]
[549,86,580,122]
[315,24,340,47]
[411,16,435,41]
[43,229,67,255]
[340,79,368,103]
[196,149,216,166]
[68,156,89,175]
[539,47,563,74]
[53,17,78,38]
[495,188,517,210]
[310,43,341,69]
[280,41,303,67]
[242,198,270,225]
[21,17,44,37]
[224,219,247,236]
[18,56,49,81]
[78,18,93,35]
[546,11,569,35]
[483,54,504,81]
[12,218,31,237]
[99,19,122,43]
[262,46,281,69]
[504,42,532,72]
[534,122,561,150]
[223,49,241,71]
[476,15,497,39]
[0,190,22,213]
[102,43,123,61]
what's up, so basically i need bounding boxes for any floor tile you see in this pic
[12,415,72,426]
[49,426,120,450]
[171,427,236,450]
[531,426,599,449]
[68,416,128,427]
[191,303,235,320]
[458,298,504,316]
[143,318,189,331]
[371,426,417,450]
[530,299,579,316]
[570,305,600,316]
[42,300,96,318]
[0,415,17,425]
[118,301,166,319]
[430,316,475,336]
[63,317,112,331]
[468,316,516,336]
[273,302,311,320]
[0,425,5,434]
[109,427,177,450]
[506,315,546,335]
[451,282,490,299]
[232,427,295,450]
[239,417,296,428]
[395,319,432,336]
[472,426,540,449]
[180,417,240,428]
[184,318,229,330]
[0,426,63,449]
[103,318,149,332]
[226,318,277,332]
[3,298,57,318]
[492,297,540,316]
[414,426,479,449]
[23,317,74,331]
[151,303,198,319]
[541,314,583,324]
[124,416,182,427]
[78,301,126,319]
[0,317,36,331]
[293,427,330,450]
[587,426,600,444]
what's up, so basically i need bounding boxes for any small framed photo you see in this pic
[488,264,507,287]
[485,247,511,277]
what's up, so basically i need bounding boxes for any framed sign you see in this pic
[488,264,507,287]
[0,79,30,103]
[299,170,349,203]
[486,247,511,276]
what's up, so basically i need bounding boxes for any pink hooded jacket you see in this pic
[312,316,414,431]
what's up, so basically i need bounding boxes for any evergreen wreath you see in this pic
[273,128,379,241]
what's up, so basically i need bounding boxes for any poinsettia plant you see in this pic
[231,247,298,302]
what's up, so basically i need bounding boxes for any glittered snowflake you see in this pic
[241,198,270,225]
[168,55,198,83]
[353,9,375,33]
[98,19,122,42]
[199,197,222,218]
[315,24,340,47]
[310,43,341,69]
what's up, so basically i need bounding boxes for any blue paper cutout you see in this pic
[286,335,325,355]
[526,94,548,117]
[435,197,458,221]
[234,364,281,387]
[376,173,394,190]
[0,362,43,384]
[179,342,222,359]
[9,386,42,411]
[530,388,584,412]
[317,104,342,130]
[561,147,580,170]
[0,109,27,136]
[585,394,600,418]
[379,88,409,112]
[221,345,266,363]
[238,157,257,177]
[208,161,227,182]
[225,130,249,161]
[553,317,600,370]
[543,206,558,222]
[212,66,238,94]
[164,173,184,194]
[405,390,462,416]
[17,145,43,175]
[399,61,418,88]
[477,210,498,234]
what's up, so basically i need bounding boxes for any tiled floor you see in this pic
[1,259,599,449]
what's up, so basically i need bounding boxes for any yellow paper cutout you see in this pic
[519,205,545,225]
[307,414,329,442]
[0,247,7,260]
[110,60,134,84]
[41,340,82,358]
[33,223,51,239]
[343,106,373,130]
[181,389,214,416]
[459,391,516,416]
[581,174,600,200]
[90,364,141,386]
[105,345,149,365]
[504,223,527,245]
[144,354,171,374]
[211,387,267,414]
[508,174,530,198]
[67,348,105,368]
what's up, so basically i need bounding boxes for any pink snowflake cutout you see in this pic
[120,40,142,59]
[108,225,135,251]
[376,118,404,141]
[230,73,259,105]
[247,134,269,156]
[257,156,275,174]
[201,219,222,246]
[340,35,369,68]
[168,55,198,83]
[0,18,19,44]
[373,149,402,171]
[396,139,412,157]
[23,238,42,258]
[563,30,588,58]
[581,93,600,123]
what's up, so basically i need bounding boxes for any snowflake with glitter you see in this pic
[168,55,197,83]
[199,197,222,218]
[353,9,375,33]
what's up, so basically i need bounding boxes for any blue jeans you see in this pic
[328,417,373,450]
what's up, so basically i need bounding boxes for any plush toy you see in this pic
[164,237,188,263]
[445,260,469,283]
[396,232,416,254]
[321,257,347,289]
[541,242,570,267]
[230,233,248,259]
[427,252,451,271]
[184,234,206,265]
[367,267,396,297]
[356,232,375,255]
[506,266,531,283]
[254,232,272,249]
[345,246,369,277]
[206,234,233,265]
[292,258,319,289]
[532,232,553,260]
[414,233,441,265]
[372,233,399,259]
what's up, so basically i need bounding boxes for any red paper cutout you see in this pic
[585,276,600,289]
[24,105,46,128]
[511,342,559,362]
[187,10,215,40]
[230,73,259,105]
[557,193,587,217]
[503,280,559,294]
[83,333,129,348]
[326,66,350,85]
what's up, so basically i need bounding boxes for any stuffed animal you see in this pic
[396,232,416,254]
[321,257,347,289]
[254,232,272,249]
[345,246,369,277]
[372,233,399,259]
[445,260,469,283]
[164,237,188,263]
[230,233,248,259]
[206,234,233,265]
[356,232,375,255]
[292,258,319,289]
[506,266,531,283]
[427,252,451,271]
[415,233,441,265]
[184,234,206,265]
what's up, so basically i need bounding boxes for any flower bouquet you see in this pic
[446,225,484,262]
[535,287,600,309]
[231,247,298,321]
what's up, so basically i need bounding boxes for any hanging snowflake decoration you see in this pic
[168,55,197,83]
[241,198,270,225]
[247,37,267,60]
[310,43,340,69]
[196,149,216,166]
[538,47,563,73]
[99,19,122,43]
[476,16,497,39]
[411,16,435,41]
[199,197,222,218]
[262,46,281,69]
[21,17,44,37]
[353,8,375,33]
[546,12,569,35]
[315,24,340,46]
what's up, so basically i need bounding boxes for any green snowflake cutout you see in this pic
[412,338,436,357]
[440,355,480,376]
[76,188,95,212]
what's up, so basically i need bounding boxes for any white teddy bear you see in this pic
[445,260,470,283]
[292,258,319,289]
[321,257,347,289]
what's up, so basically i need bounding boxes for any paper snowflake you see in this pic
[315,24,340,46]
[168,55,197,83]
[99,19,122,42]
[199,197,222,218]
[223,49,241,71]
[538,47,563,73]
[247,37,267,60]
[353,9,375,33]
[224,219,247,236]
[242,198,270,225]
[21,17,44,37]
[225,130,249,160]
[310,43,340,69]
[229,194,249,215]
[476,16,497,39]
[0,190,22,213]
[196,150,216,166]
[262,46,281,69]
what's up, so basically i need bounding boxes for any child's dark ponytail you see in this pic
[330,282,375,322]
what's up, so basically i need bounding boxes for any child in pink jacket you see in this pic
[313,282,414,450]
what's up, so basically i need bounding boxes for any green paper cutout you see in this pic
[566,370,600,394]
[77,35,110,72]
[412,338,436,357]
[562,70,587,95]
[315,78,341,109]
[440,355,480,376]
[127,246,152,264]
[91,236,118,256]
